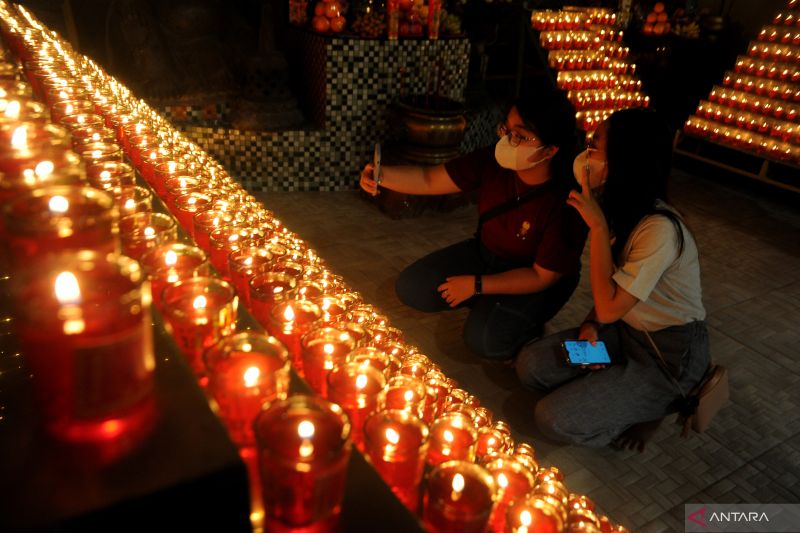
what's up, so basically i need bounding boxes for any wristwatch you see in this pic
[474,275,482,295]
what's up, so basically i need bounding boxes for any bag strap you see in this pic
[475,183,551,237]
[643,330,699,437]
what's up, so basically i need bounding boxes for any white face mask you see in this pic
[573,149,607,189]
[495,136,550,171]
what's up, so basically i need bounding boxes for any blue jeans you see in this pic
[395,238,580,361]
[515,320,711,447]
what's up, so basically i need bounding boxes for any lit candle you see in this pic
[254,395,352,532]
[171,192,214,235]
[300,326,356,395]
[118,212,177,260]
[3,185,118,268]
[192,208,244,252]
[505,495,565,533]
[12,252,156,462]
[380,374,427,419]
[139,243,210,310]
[163,175,202,210]
[209,225,264,277]
[328,362,386,449]
[111,184,152,217]
[345,345,401,377]
[228,249,277,308]
[484,455,535,533]
[204,331,290,446]
[151,159,186,198]
[160,276,238,376]
[85,160,135,191]
[423,461,497,533]
[249,271,297,329]
[268,298,321,371]
[427,411,478,467]
[363,409,429,511]
[51,98,94,124]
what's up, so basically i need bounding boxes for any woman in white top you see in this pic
[515,109,710,450]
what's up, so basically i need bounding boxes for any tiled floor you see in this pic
[253,167,800,532]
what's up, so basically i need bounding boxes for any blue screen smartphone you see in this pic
[562,340,611,366]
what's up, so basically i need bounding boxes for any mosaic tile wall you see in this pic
[169,34,500,192]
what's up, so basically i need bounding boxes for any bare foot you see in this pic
[612,418,664,453]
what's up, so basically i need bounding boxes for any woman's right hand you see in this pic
[360,162,379,196]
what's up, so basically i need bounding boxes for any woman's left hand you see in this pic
[567,166,608,232]
[438,275,475,307]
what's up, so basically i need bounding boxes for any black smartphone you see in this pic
[562,340,611,366]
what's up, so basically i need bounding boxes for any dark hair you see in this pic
[511,89,578,188]
[601,108,685,261]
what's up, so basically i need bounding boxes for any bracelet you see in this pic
[474,275,482,295]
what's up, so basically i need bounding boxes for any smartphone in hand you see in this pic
[562,339,611,366]
[373,142,382,189]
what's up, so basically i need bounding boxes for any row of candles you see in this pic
[684,116,800,164]
[757,25,800,46]
[531,9,617,32]
[708,85,800,122]
[774,10,800,28]
[0,4,632,533]
[533,7,647,132]
[747,41,800,66]
[722,70,800,103]
[695,101,800,145]
[735,55,800,83]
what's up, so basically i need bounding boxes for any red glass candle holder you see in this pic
[3,185,117,268]
[300,326,357,396]
[398,353,433,379]
[228,246,274,307]
[192,208,245,252]
[163,175,203,210]
[204,331,290,446]
[427,411,478,467]
[171,192,214,235]
[505,495,566,533]
[484,455,535,533]
[139,243,210,309]
[379,374,427,419]
[160,276,238,377]
[59,112,104,135]
[254,394,352,533]
[0,97,49,123]
[0,121,69,158]
[80,140,123,168]
[268,298,321,371]
[249,271,297,328]
[209,226,265,277]
[327,362,385,450]
[86,160,135,191]
[512,442,539,473]
[363,409,429,512]
[152,160,186,198]
[423,460,497,533]
[118,212,178,261]
[112,185,152,218]
[52,98,95,124]
[345,346,401,377]
[11,251,156,463]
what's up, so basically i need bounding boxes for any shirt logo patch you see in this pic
[517,220,531,240]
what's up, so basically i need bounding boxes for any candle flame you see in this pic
[11,125,27,150]
[443,429,454,443]
[273,286,284,294]
[297,420,315,439]
[4,100,20,119]
[356,373,368,390]
[241,342,252,352]
[321,298,331,311]
[497,472,508,489]
[192,295,207,310]
[243,257,253,266]
[164,249,178,267]
[243,366,260,387]
[123,198,135,212]
[35,160,55,178]
[385,427,400,445]
[452,473,465,494]
[65,103,74,115]
[76,114,86,124]
[91,149,102,160]
[99,170,112,182]
[143,226,155,237]
[54,271,81,304]
[168,161,177,173]
[283,305,295,321]
[403,390,414,403]
[520,510,532,527]
[323,343,334,355]
[299,441,314,458]
[48,195,69,214]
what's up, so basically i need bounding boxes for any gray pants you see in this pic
[515,320,710,447]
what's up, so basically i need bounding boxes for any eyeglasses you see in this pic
[496,123,539,147]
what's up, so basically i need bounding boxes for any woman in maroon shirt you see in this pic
[359,90,586,362]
